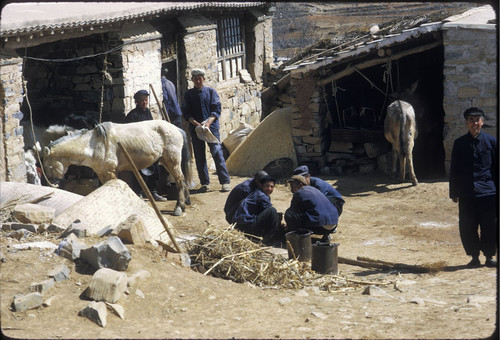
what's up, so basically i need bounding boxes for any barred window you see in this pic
[216,17,245,81]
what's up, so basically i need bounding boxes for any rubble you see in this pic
[12,292,44,312]
[47,264,70,282]
[78,301,107,327]
[112,214,151,245]
[86,268,128,303]
[56,233,87,260]
[12,203,55,224]
[30,278,55,294]
[79,236,131,271]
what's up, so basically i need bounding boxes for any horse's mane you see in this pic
[47,128,87,147]
[95,121,113,139]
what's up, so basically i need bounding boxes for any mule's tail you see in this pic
[396,100,409,158]
[178,127,193,185]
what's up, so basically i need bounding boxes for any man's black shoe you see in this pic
[467,257,481,268]
[152,192,168,201]
[485,258,498,268]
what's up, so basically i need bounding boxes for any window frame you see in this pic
[216,16,246,82]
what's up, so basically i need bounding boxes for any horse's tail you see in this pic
[178,127,193,185]
[397,100,409,158]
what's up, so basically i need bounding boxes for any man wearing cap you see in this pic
[232,174,284,245]
[293,165,345,216]
[224,170,269,224]
[449,107,497,268]
[182,68,231,193]
[161,68,183,128]
[284,174,339,241]
[124,90,167,201]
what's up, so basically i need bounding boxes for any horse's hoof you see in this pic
[185,198,191,205]
[173,207,182,216]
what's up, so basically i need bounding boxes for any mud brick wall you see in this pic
[442,23,497,173]
[0,58,26,182]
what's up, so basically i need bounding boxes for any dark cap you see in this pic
[254,170,269,182]
[293,165,309,176]
[134,90,149,100]
[287,175,308,186]
[260,175,276,184]
[463,107,485,119]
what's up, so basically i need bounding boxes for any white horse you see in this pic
[43,120,192,215]
[384,100,418,186]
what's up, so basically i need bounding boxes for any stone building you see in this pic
[0,2,274,183]
[264,5,497,179]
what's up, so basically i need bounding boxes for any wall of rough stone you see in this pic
[442,25,497,173]
[179,15,269,141]
[120,28,163,120]
[0,58,26,182]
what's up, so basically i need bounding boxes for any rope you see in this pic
[21,67,58,188]
[353,66,386,96]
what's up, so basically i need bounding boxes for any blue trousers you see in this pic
[189,127,230,186]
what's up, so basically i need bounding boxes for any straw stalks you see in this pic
[186,225,389,291]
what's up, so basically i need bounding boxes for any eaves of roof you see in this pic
[282,5,496,76]
[0,2,266,37]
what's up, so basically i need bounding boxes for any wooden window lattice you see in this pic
[217,17,245,81]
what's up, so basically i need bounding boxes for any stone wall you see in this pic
[179,15,271,140]
[119,27,163,120]
[442,24,497,173]
[0,58,26,182]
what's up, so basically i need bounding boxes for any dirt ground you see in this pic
[1,171,498,339]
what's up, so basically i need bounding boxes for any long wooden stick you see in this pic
[149,84,170,122]
[117,142,181,253]
[338,256,389,270]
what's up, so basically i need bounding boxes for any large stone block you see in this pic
[12,203,55,224]
[86,268,128,303]
[80,236,131,271]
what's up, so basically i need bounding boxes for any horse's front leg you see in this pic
[96,171,117,184]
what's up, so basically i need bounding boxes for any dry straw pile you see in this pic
[186,225,388,291]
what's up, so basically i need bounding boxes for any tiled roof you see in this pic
[0,2,265,36]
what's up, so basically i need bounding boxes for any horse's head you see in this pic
[42,146,66,180]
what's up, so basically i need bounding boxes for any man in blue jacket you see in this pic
[224,170,269,224]
[232,175,283,244]
[449,107,498,268]
[293,165,345,216]
[182,68,231,193]
[284,175,339,241]
[161,68,183,128]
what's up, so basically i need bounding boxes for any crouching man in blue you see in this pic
[284,175,339,242]
[449,107,498,268]
[224,170,269,224]
[232,175,284,245]
[293,165,345,216]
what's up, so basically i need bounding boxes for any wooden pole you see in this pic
[117,142,181,253]
[149,84,170,122]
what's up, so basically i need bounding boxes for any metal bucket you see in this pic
[311,242,339,274]
[285,230,312,262]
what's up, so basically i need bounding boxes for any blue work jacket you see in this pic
[449,131,497,199]
[290,185,338,227]
[232,189,271,225]
[182,86,221,132]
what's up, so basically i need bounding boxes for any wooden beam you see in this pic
[318,40,442,86]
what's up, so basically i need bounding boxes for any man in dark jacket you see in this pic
[293,165,345,216]
[284,175,339,241]
[161,68,183,128]
[124,90,167,201]
[224,170,269,224]
[182,68,231,193]
[449,107,498,268]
